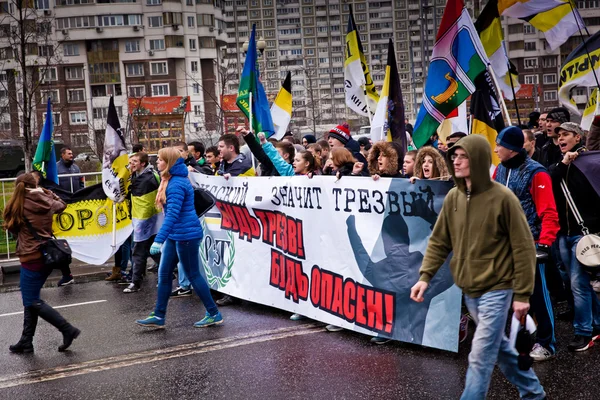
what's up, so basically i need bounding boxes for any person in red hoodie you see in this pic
[493,126,560,362]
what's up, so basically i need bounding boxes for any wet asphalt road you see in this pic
[0,277,598,400]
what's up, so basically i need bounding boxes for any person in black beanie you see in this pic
[493,126,560,362]
[540,108,569,168]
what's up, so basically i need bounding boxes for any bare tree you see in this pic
[0,1,65,172]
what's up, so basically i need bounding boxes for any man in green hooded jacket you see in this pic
[410,135,545,400]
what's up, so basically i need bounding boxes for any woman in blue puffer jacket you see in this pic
[136,147,222,329]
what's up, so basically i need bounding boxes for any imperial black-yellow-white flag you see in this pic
[345,4,379,117]
[102,97,130,202]
[558,29,600,115]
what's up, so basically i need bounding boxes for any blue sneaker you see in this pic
[136,313,165,328]
[193,311,223,328]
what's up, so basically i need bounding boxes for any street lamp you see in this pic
[242,37,266,56]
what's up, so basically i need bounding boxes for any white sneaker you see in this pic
[530,343,555,362]
[325,324,343,332]
[592,280,600,293]
[290,313,305,321]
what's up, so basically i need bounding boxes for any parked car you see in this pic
[74,152,99,163]
[0,140,64,178]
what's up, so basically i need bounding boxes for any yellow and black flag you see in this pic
[470,71,505,166]
[558,29,600,116]
[270,71,292,140]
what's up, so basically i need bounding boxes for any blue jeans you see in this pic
[20,267,51,307]
[177,262,191,289]
[462,290,545,400]
[154,238,218,319]
[116,235,133,273]
[558,235,600,336]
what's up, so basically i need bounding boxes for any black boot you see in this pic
[32,300,81,352]
[9,306,38,354]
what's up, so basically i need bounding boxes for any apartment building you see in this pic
[0,0,228,153]
[223,0,458,133]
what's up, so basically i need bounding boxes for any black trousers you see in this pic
[131,235,161,286]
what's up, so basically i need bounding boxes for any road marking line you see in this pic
[0,324,325,389]
[0,300,107,317]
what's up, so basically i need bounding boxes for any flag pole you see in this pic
[112,203,117,249]
[487,64,512,126]
[567,3,600,90]
[248,91,257,171]
[506,61,521,126]
[364,87,373,125]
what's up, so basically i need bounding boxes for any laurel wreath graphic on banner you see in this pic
[200,218,235,289]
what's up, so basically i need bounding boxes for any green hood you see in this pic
[447,134,493,196]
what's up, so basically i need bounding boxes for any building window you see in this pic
[40,67,57,82]
[544,90,557,101]
[194,105,202,116]
[150,61,168,75]
[126,63,144,77]
[197,14,214,26]
[147,0,161,4]
[148,16,163,27]
[125,40,140,53]
[70,111,87,125]
[65,66,83,80]
[67,89,85,103]
[543,73,557,85]
[192,83,200,94]
[44,112,62,127]
[524,75,538,84]
[35,0,50,9]
[191,61,198,72]
[187,16,195,28]
[41,89,59,103]
[128,85,146,97]
[524,58,538,69]
[189,38,197,50]
[63,44,79,56]
[149,39,165,50]
[523,24,536,34]
[524,41,536,51]
[151,83,169,96]
[542,57,557,68]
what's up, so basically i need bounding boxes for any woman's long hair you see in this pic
[298,150,321,174]
[330,147,357,168]
[155,147,183,208]
[3,173,37,233]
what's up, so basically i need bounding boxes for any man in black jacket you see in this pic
[540,108,569,168]
[327,123,369,174]
[187,141,214,175]
[549,122,600,352]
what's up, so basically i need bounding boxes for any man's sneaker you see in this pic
[325,325,343,332]
[290,313,305,321]
[592,280,600,293]
[530,343,555,362]
[193,312,223,328]
[592,328,600,343]
[216,295,238,306]
[370,337,391,345]
[170,287,192,297]
[58,275,74,287]
[135,313,164,328]
[123,283,140,293]
[567,335,594,352]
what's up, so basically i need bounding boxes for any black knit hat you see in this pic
[496,126,524,152]
[546,107,570,123]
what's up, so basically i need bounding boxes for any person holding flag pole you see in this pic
[102,97,133,281]
[32,98,75,287]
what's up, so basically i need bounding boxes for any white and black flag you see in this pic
[102,97,130,203]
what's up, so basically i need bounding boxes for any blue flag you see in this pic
[33,98,58,184]
[236,24,274,136]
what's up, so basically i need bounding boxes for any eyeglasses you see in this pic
[450,154,468,162]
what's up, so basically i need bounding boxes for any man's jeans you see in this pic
[462,290,545,400]
[154,238,218,319]
[131,235,161,286]
[558,235,600,336]
[116,235,133,273]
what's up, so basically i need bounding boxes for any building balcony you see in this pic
[87,49,120,63]
[89,72,121,85]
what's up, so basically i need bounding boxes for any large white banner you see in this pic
[191,175,461,352]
